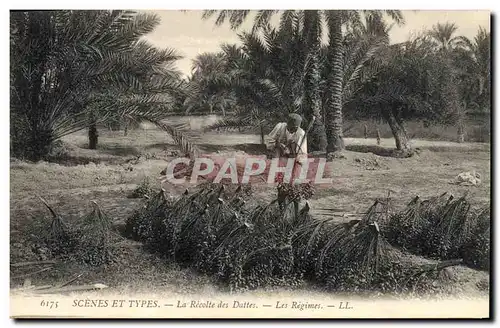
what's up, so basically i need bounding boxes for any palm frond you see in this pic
[150,120,199,158]
[204,115,254,132]
[202,10,252,30]
[342,35,387,104]
[252,10,279,34]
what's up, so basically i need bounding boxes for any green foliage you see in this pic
[183,52,237,115]
[199,24,308,134]
[29,188,488,293]
[454,27,491,114]
[10,10,186,160]
[427,22,461,51]
[199,11,489,150]
[198,11,404,151]
[342,23,490,147]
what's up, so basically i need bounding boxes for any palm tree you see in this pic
[202,10,328,152]
[183,52,236,116]
[456,27,491,112]
[341,15,393,107]
[427,22,464,142]
[201,10,405,155]
[303,11,327,152]
[191,52,227,78]
[344,36,455,152]
[427,22,461,51]
[10,10,188,159]
[323,10,404,154]
[202,10,277,33]
[203,21,307,143]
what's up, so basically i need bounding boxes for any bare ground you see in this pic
[10,128,491,298]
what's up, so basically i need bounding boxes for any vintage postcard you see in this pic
[9,9,491,319]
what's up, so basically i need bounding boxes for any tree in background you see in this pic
[201,10,328,152]
[426,22,464,142]
[183,52,236,116]
[194,11,399,153]
[426,22,491,143]
[344,36,457,152]
[318,10,404,154]
[201,16,309,144]
[337,14,393,112]
[302,11,327,152]
[455,27,491,114]
[427,22,463,51]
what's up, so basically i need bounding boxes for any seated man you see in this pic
[267,113,307,164]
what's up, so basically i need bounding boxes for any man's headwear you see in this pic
[287,113,303,127]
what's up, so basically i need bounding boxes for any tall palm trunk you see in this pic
[439,45,463,144]
[457,101,466,143]
[260,123,265,145]
[326,11,345,153]
[457,123,465,143]
[88,114,98,149]
[123,117,129,136]
[303,10,327,153]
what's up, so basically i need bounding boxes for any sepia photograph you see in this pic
[8,8,491,319]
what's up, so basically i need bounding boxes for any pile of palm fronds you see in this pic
[125,183,302,290]
[461,208,490,271]
[125,184,252,275]
[77,201,122,266]
[385,192,490,270]
[126,186,483,294]
[32,197,121,267]
[37,197,78,257]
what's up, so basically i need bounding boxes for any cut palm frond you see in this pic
[77,201,119,266]
[150,120,199,158]
[37,196,76,256]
